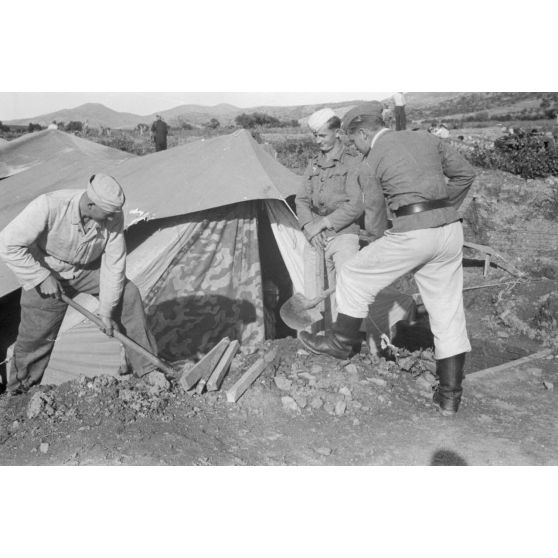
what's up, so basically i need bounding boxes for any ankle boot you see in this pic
[433,353,466,415]
[298,313,362,359]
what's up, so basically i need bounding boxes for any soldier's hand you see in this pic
[303,218,328,241]
[311,231,327,250]
[38,275,62,298]
[99,316,117,337]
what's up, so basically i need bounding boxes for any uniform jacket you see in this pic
[358,130,476,234]
[295,146,366,237]
[0,190,126,317]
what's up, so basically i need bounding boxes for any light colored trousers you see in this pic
[337,221,471,359]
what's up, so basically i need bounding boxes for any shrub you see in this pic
[457,131,558,179]
[270,138,319,174]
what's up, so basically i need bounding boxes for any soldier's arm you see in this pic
[294,161,315,230]
[439,140,476,210]
[324,158,364,231]
[361,162,388,241]
[98,213,127,318]
[0,195,53,290]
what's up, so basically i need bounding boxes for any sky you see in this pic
[0,92,394,121]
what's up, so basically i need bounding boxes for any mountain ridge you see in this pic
[4,93,555,129]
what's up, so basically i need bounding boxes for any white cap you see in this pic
[307,108,337,132]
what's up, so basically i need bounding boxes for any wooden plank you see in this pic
[196,338,235,394]
[179,337,230,391]
[206,340,240,392]
[483,254,491,277]
[467,349,552,381]
[226,347,278,403]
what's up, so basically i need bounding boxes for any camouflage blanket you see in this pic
[144,202,264,360]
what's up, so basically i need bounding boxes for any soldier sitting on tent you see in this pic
[296,108,377,320]
[0,174,160,394]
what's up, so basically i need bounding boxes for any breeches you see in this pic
[336,222,471,359]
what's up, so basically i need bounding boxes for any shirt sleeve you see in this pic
[294,161,315,229]
[98,213,127,317]
[325,160,365,232]
[439,140,476,210]
[361,163,389,241]
[0,195,52,290]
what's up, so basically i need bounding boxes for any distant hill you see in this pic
[7,102,146,129]
[5,93,557,130]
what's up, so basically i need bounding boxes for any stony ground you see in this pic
[1,276,556,466]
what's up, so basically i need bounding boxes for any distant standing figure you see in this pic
[393,92,407,131]
[47,121,58,131]
[381,103,393,129]
[151,115,169,151]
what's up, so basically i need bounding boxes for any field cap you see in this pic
[307,108,337,132]
[342,101,384,131]
[87,173,125,212]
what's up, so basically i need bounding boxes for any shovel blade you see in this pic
[280,296,323,331]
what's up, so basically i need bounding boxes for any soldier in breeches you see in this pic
[299,102,476,415]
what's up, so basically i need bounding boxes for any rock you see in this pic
[335,401,347,416]
[314,447,332,456]
[299,372,316,382]
[543,381,554,391]
[416,376,433,391]
[527,368,543,377]
[26,392,47,419]
[420,350,435,362]
[352,418,360,426]
[297,349,310,357]
[274,376,293,391]
[310,396,323,409]
[293,394,308,409]
[310,365,323,375]
[339,386,352,399]
[39,442,49,454]
[423,372,438,384]
[344,363,358,375]
[369,377,387,388]
[11,420,20,430]
[281,396,299,413]
[324,402,335,415]
[143,371,171,391]
[497,331,510,338]
[422,361,437,375]
[398,357,414,371]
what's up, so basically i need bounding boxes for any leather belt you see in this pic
[393,198,452,217]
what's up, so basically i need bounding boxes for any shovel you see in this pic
[279,286,335,331]
[60,293,180,379]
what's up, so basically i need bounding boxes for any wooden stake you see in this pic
[467,349,552,381]
[206,340,240,392]
[179,338,230,391]
[226,347,278,403]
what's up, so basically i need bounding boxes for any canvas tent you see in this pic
[0,129,314,384]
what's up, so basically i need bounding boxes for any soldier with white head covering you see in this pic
[295,108,384,320]
[0,173,160,393]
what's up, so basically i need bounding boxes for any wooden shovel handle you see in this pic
[307,286,336,307]
[60,294,176,377]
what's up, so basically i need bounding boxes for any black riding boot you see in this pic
[298,313,362,360]
[433,353,466,415]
